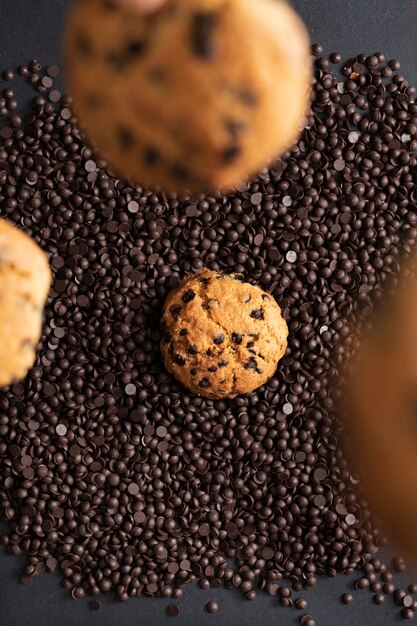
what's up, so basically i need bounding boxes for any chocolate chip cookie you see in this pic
[0,220,51,387]
[160,269,288,398]
[66,0,311,192]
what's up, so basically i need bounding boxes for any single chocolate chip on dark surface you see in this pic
[206,601,219,614]
[89,600,101,611]
[0,50,417,619]
[296,599,308,610]
[167,605,180,617]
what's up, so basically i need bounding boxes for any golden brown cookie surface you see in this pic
[66,0,311,192]
[160,269,288,398]
[0,220,51,387]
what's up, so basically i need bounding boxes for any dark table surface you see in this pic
[1,1,417,625]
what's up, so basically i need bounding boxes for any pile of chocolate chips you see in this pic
[1,46,417,623]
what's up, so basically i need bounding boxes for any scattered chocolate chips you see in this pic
[0,49,417,623]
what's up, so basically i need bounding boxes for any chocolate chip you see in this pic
[175,355,186,366]
[237,88,258,107]
[190,12,219,59]
[188,344,198,355]
[199,378,211,388]
[225,119,247,135]
[250,309,264,320]
[222,145,242,163]
[143,146,160,166]
[167,605,180,617]
[127,40,147,57]
[213,334,224,345]
[232,333,243,345]
[171,163,191,181]
[161,323,171,343]
[182,289,196,303]
[170,304,182,318]
[245,358,257,370]
[206,601,219,614]
[118,126,134,149]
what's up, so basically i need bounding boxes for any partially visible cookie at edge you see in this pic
[0,220,51,388]
[160,268,288,399]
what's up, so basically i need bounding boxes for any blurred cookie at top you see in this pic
[66,0,311,192]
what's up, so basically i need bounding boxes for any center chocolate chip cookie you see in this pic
[160,268,288,399]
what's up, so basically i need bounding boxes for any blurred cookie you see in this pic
[160,268,288,398]
[0,220,51,387]
[66,0,311,192]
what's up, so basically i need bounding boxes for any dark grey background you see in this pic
[1,1,417,624]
